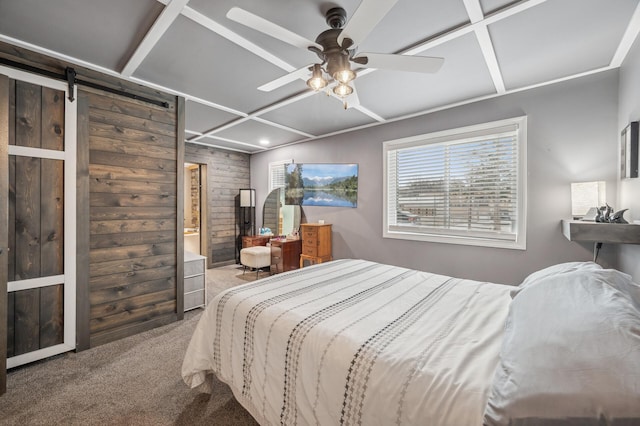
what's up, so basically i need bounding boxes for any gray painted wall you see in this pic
[251,71,619,285]
[618,37,640,283]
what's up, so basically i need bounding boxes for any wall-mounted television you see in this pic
[285,163,358,207]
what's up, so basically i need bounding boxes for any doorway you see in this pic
[183,162,206,257]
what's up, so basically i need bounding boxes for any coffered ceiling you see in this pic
[1,0,639,153]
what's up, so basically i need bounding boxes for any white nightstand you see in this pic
[184,251,207,311]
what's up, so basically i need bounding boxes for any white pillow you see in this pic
[484,268,640,426]
[511,261,602,298]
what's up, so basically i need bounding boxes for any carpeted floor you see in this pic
[0,264,269,426]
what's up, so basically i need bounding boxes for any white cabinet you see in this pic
[184,251,206,311]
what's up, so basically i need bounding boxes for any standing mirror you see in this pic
[262,188,303,236]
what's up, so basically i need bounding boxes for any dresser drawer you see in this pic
[185,259,204,277]
[185,289,205,311]
[185,274,204,293]
[303,236,317,247]
[302,245,318,256]
[303,229,318,240]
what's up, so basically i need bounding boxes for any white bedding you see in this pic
[182,259,513,425]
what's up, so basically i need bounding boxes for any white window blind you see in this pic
[384,117,527,249]
[268,159,292,192]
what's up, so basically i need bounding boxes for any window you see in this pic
[383,117,527,250]
[268,159,292,192]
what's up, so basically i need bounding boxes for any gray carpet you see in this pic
[0,264,268,426]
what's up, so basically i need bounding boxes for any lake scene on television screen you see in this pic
[285,163,358,208]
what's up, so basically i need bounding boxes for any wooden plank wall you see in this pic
[185,144,250,268]
[0,41,183,350]
[85,88,180,347]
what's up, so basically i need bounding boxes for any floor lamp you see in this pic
[237,188,256,262]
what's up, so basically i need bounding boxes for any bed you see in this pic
[182,259,640,425]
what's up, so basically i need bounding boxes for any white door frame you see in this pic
[1,64,77,368]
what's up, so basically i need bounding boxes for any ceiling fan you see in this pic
[226,0,444,108]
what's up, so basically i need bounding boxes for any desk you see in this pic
[269,238,302,272]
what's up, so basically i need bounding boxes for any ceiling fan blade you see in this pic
[337,0,399,48]
[227,7,322,50]
[258,65,313,92]
[354,53,444,73]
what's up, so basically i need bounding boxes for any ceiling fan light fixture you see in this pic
[333,83,353,98]
[333,67,355,84]
[331,54,356,84]
[306,64,328,91]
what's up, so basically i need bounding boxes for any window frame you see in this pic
[382,116,527,250]
[268,159,293,192]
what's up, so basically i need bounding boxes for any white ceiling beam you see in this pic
[463,0,505,94]
[611,1,640,67]
[121,0,190,77]
[463,0,484,23]
[473,26,506,93]
[252,117,315,138]
[186,139,257,154]
[193,134,267,150]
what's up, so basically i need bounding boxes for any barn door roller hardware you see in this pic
[0,57,169,108]
[65,67,76,102]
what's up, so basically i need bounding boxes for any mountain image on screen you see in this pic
[285,163,358,207]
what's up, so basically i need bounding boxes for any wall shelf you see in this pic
[561,220,640,244]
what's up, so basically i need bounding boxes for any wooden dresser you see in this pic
[300,223,332,267]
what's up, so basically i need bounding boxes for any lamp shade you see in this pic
[306,64,327,91]
[239,188,255,207]
[571,181,605,218]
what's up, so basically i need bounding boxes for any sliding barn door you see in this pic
[1,65,76,370]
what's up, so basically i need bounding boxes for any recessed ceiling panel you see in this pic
[0,0,162,71]
[356,0,469,54]
[134,15,307,113]
[212,118,306,147]
[355,33,496,119]
[490,0,640,90]
[260,92,377,136]
[185,100,241,134]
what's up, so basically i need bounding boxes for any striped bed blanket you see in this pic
[182,259,512,425]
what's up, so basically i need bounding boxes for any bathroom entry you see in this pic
[184,162,206,256]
